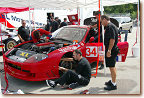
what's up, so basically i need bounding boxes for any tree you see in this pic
[104,3,138,19]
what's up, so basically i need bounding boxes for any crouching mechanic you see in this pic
[31,28,52,43]
[47,49,91,89]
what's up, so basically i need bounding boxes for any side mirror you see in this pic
[89,37,94,43]
[73,40,78,45]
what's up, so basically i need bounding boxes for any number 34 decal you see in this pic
[86,46,98,57]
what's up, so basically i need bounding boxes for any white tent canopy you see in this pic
[0,0,138,9]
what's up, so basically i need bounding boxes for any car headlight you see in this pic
[24,54,48,63]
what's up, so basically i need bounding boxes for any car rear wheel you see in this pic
[5,38,17,51]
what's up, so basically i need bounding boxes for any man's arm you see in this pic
[59,58,74,72]
[107,39,115,57]
[59,67,69,72]
[49,26,52,32]
[17,34,25,42]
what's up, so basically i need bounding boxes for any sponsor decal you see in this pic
[20,52,29,58]
[58,46,78,53]
[0,14,44,27]
[91,18,97,22]
[86,46,98,57]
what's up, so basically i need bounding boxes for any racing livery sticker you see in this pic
[86,46,98,57]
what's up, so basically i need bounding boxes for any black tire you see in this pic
[60,60,73,70]
[59,60,73,76]
[5,38,17,51]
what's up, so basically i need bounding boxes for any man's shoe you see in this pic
[98,64,104,70]
[68,82,79,89]
[105,80,113,86]
[46,80,56,88]
[104,85,117,91]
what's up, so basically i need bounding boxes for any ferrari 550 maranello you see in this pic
[3,25,129,81]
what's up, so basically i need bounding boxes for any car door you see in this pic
[80,42,104,64]
[80,41,129,63]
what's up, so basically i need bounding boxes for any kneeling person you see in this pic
[47,49,91,89]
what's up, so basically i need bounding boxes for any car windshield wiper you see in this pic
[51,38,73,43]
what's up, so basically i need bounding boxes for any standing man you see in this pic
[18,20,30,43]
[47,49,91,89]
[59,18,68,28]
[49,17,59,33]
[92,11,103,42]
[92,11,104,70]
[55,17,61,26]
[101,15,119,90]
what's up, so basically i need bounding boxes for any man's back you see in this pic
[60,22,67,28]
[51,21,59,32]
[75,57,91,80]
[104,22,118,49]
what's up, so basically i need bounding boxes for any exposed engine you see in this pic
[19,41,70,54]
[6,41,71,62]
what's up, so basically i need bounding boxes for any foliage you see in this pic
[104,3,138,19]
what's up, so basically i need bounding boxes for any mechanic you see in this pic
[47,49,91,89]
[91,11,104,70]
[31,28,52,43]
[59,18,68,28]
[91,11,103,43]
[101,15,119,90]
[18,20,30,43]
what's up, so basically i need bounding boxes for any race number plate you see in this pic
[86,46,98,57]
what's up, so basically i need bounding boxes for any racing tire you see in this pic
[60,60,73,70]
[5,38,17,51]
[59,60,73,76]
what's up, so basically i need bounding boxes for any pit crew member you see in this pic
[101,15,119,91]
[31,28,52,43]
[47,49,91,89]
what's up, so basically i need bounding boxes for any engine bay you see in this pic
[6,40,72,62]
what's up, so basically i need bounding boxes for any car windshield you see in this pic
[114,18,122,23]
[52,27,87,42]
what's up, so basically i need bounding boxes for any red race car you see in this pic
[3,25,129,81]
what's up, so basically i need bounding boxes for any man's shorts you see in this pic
[105,48,118,67]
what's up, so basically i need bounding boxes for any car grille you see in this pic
[8,63,30,72]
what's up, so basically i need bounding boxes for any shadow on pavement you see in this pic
[74,79,138,94]
[1,73,139,94]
